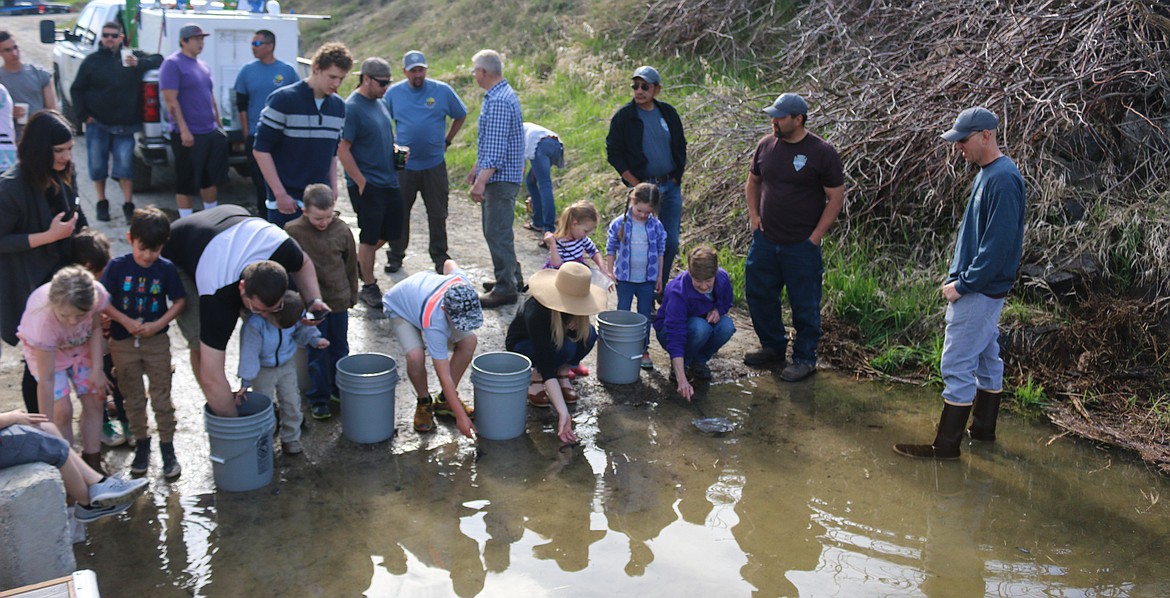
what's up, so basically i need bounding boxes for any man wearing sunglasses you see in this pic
[70,21,161,223]
[895,107,1024,460]
[0,30,56,142]
[605,65,687,280]
[337,57,403,309]
[234,30,299,216]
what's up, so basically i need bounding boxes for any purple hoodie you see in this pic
[652,268,734,359]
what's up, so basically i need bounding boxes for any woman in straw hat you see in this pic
[505,262,606,443]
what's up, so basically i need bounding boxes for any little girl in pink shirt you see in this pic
[18,265,112,473]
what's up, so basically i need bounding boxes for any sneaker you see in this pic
[689,362,712,381]
[384,260,402,273]
[282,440,304,455]
[310,403,332,420]
[744,346,786,367]
[431,392,474,418]
[780,362,817,382]
[414,402,435,433]
[570,364,589,377]
[95,199,111,222]
[359,283,383,308]
[160,442,181,479]
[640,352,654,370]
[89,475,148,509]
[74,501,132,523]
[130,438,151,475]
[122,201,136,222]
[101,420,127,447]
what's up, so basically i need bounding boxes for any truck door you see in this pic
[55,1,102,115]
[214,28,253,131]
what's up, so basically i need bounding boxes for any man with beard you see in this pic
[742,93,845,382]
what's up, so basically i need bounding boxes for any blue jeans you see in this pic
[306,311,349,406]
[655,180,683,279]
[940,293,1005,406]
[85,121,137,181]
[513,326,597,378]
[616,280,655,350]
[267,206,303,229]
[482,181,523,295]
[745,231,823,365]
[655,316,736,367]
[526,136,564,232]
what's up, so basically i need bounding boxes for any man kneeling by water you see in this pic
[382,260,482,437]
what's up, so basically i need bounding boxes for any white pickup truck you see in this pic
[42,0,321,187]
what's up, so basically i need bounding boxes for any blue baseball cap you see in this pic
[942,107,998,142]
[403,50,427,70]
[763,93,808,118]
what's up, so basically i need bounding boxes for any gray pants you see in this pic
[482,181,523,295]
[252,360,302,446]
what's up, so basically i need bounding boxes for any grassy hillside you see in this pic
[287,0,1170,469]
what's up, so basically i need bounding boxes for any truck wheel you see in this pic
[132,159,153,193]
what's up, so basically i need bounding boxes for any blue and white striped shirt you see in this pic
[254,80,346,205]
[476,79,524,185]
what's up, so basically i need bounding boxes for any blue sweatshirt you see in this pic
[237,313,322,386]
[652,269,734,359]
[946,156,1026,297]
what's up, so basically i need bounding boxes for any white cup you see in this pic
[14,102,29,125]
[121,48,133,67]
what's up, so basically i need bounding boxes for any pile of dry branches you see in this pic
[659,0,1170,285]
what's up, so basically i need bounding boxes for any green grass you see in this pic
[823,246,942,347]
[1012,374,1048,414]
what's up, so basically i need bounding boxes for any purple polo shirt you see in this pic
[159,51,218,135]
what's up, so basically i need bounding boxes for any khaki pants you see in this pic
[109,334,176,442]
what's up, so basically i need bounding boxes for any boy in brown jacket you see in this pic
[285,183,359,419]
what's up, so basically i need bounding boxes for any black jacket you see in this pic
[0,166,86,345]
[70,46,161,127]
[605,99,687,184]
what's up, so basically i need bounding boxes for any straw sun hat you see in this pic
[527,262,607,316]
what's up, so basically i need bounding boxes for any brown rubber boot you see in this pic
[81,451,108,476]
[967,389,1001,441]
[893,403,972,460]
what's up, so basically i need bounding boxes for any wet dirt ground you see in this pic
[6,17,1170,595]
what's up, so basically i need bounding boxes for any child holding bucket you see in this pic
[653,246,735,401]
[506,262,607,444]
[237,291,329,455]
[284,183,359,421]
[381,259,482,437]
[605,183,666,370]
[17,266,112,472]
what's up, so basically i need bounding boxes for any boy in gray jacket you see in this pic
[237,291,328,455]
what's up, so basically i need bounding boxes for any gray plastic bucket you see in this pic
[471,351,532,441]
[336,353,398,444]
[597,310,647,384]
[204,392,276,492]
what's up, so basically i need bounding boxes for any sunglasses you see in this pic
[251,40,272,47]
[958,131,983,143]
[101,32,121,39]
[246,295,284,315]
[631,82,655,91]
[371,77,391,87]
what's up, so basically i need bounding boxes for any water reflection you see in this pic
[72,372,1170,597]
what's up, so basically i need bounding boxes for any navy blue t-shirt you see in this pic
[100,254,186,341]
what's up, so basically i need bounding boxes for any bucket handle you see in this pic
[208,435,268,465]
[600,335,642,360]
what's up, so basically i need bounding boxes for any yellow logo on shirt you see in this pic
[274,74,285,85]
[426,97,436,107]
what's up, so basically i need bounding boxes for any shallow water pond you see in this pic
[74,371,1170,597]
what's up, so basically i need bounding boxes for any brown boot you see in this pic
[893,403,972,460]
[967,389,1001,441]
[81,451,108,476]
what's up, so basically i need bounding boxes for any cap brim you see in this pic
[941,129,966,142]
[762,106,784,117]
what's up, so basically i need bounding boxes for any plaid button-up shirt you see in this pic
[476,79,524,185]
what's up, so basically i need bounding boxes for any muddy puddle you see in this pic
[68,369,1170,597]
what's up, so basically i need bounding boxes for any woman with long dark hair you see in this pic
[0,110,86,413]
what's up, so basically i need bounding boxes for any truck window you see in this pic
[71,3,99,46]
